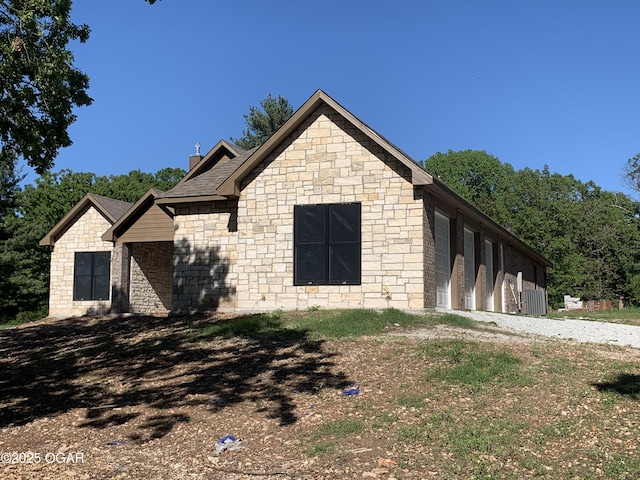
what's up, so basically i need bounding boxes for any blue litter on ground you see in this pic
[342,385,360,396]
[215,435,244,455]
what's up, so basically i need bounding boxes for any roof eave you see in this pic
[155,194,230,205]
[412,170,433,186]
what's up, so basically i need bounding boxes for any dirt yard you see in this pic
[1,313,639,479]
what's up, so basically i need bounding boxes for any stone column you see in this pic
[451,209,465,310]
[422,190,436,309]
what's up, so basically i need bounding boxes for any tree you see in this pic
[424,149,516,222]
[0,158,22,238]
[0,0,159,177]
[0,0,93,174]
[230,93,294,150]
[623,152,640,194]
[0,160,23,321]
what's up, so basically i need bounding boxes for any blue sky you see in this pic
[24,1,640,196]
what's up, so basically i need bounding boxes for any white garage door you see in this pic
[435,212,450,308]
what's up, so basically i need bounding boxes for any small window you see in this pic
[294,203,361,285]
[73,252,111,301]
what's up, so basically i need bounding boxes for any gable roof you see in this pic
[175,139,247,188]
[102,188,172,242]
[40,193,132,246]
[217,89,433,197]
[156,89,433,205]
[156,147,258,205]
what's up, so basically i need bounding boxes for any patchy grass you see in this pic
[315,418,365,437]
[190,312,285,339]
[305,441,336,457]
[419,339,527,387]
[189,308,479,341]
[283,308,478,339]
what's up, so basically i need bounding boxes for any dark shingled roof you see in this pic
[159,147,258,199]
[90,194,132,221]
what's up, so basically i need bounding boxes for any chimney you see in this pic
[189,142,202,170]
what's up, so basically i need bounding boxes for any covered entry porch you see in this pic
[104,189,175,316]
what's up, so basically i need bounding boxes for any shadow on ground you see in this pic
[592,373,640,400]
[0,314,350,440]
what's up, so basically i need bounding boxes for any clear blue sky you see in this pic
[24,1,640,196]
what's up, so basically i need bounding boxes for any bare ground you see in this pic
[1,313,639,479]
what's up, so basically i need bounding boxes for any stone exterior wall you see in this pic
[48,206,114,317]
[234,105,425,311]
[129,241,173,315]
[172,201,238,313]
[173,106,426,312]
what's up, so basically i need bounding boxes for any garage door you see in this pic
[435,212,450,308]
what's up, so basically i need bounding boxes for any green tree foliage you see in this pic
[0,0,93,174]
[623,152,640,194]
[0,0,159,178]
[0,158,21,238]
[230,94,294,150]
[424,151,640,308]
[0,167,185,321]
[424,150,516,221]
[0,162,25,319]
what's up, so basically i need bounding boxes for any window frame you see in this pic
[294,203,361,286]
[73,251,111,301]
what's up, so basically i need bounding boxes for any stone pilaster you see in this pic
[422,190,436,309]
[452,209,465,310]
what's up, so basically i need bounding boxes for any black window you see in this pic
[294,203,361,285]
[73,252,111,301]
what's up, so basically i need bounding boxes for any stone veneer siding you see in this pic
[48,206,114,316]
[452,210,465,310]
[235,106,425,311]
[172,106,426,312]
[172,201,238,312]
[129,241,173,314]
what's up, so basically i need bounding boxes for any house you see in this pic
[40,90,551,318]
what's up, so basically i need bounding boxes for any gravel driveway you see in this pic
[442,309,640,349]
